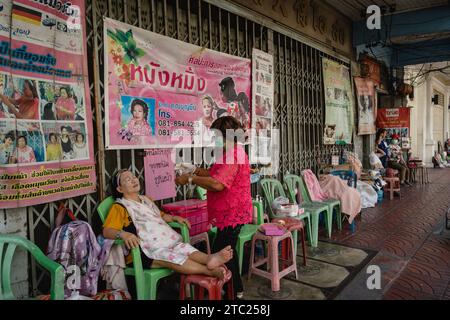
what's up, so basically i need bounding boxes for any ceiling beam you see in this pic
[353,5,450,46]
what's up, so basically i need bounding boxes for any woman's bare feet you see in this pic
[210,266,227,280]
[207,245,233,270]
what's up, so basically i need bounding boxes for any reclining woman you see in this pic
[102,169,233,279]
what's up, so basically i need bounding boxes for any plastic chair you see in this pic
[0,234,65,300]
[248,226,298,292]
[330,170,357,232]
[260,178,328,248]
[97,196,189,300]
[284,174,341,236]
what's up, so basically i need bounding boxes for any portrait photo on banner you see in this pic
[119,95,156,139]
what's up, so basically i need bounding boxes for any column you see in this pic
[424,79,435,166]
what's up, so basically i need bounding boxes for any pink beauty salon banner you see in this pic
[104,17,251,149]
[0,0,96,209]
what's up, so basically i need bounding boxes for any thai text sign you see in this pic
[144,149,176,201]
[376,107,410,129]
[0,0,96,209]
[104,17,251,149]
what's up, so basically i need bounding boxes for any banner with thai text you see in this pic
[0,1,96,209]
[104,17,251,149]
[376,107,411,145]
[322,58,354,145]
[250,48,273,165]
[354,77,376,135]
[144,149,176,201]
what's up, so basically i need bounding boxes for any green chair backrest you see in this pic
[97,196,116,224]
[252,199,265,225]
[283,174,312,204]
[260,178,287,219]
[196,186,207,200]
[0,235,65,300]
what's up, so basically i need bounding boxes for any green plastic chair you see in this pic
[236,199,265,275]
[260,178,329,248]
[258,179,305,251]
[0,234,65,300]
[284,174,342,235]
[97,196,189,300]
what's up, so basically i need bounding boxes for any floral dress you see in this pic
[116,196,197,265]
[127,119,152,136]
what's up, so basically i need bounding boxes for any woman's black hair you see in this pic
[48,133,57,142]
[42,102,55,120]
[219,77,238,102]
[4,131,15,142]
[130,99,149,122]
[75,132,85,142]
[216,108,228,118]
[110,169,127,199]
[210,116,243,143]
[59,86,72,98]
[236,92,249,112]
[17,135,27,145]
[376,128,387,142]
[24,80,38,99]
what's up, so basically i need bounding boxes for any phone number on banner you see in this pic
[158,128,200,137]
[158,120,199,128]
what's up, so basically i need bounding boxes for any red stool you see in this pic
[384,177,400,200]
[272,217,307,266]
[179,267,233,300]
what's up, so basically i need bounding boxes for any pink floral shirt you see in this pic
[127,119,152,136]
[207,144,252,230]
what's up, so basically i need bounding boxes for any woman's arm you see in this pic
[175,173,225,192]
[194,167,210,177]
[103,227,141,249]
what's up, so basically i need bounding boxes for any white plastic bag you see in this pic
[369,152,383,169]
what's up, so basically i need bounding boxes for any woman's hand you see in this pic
[172,215,191,229]
[175,173,190,185]
[120,231,141,250]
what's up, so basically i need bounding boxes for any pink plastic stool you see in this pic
[248,227,298,292]
[189,232,211,254]
[179,267,233,300]
[272,217,307,266]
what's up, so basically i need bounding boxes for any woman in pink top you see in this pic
[11,135,36,164]
[55,87,76,120]
[176,116,252,299]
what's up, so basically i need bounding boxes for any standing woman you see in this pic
[375,128,389,168]
[60,126,74,160]
[0,80,39,120]
[175,116,252,299]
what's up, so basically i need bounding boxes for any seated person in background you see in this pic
[375,129,389,168]
[102,169,232,279]
[433,151,450,168]
[387,140,411,186]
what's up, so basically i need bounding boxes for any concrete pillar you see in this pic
[0,208,29,298]
[424,79,435,166]
[444,88,449,141]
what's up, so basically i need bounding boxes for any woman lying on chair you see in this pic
[102,169,232,279]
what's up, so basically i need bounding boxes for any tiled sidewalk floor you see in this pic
[323,168,450,300]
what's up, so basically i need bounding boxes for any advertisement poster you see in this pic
[0,1,96,209]
[104,17,251,149]
[354,77,376,135]
[322,58,354,145]
[144,149,176,201]
[376,107,411,144]
[250,48,274,165]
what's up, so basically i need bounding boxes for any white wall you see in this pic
[407,72,450,166]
